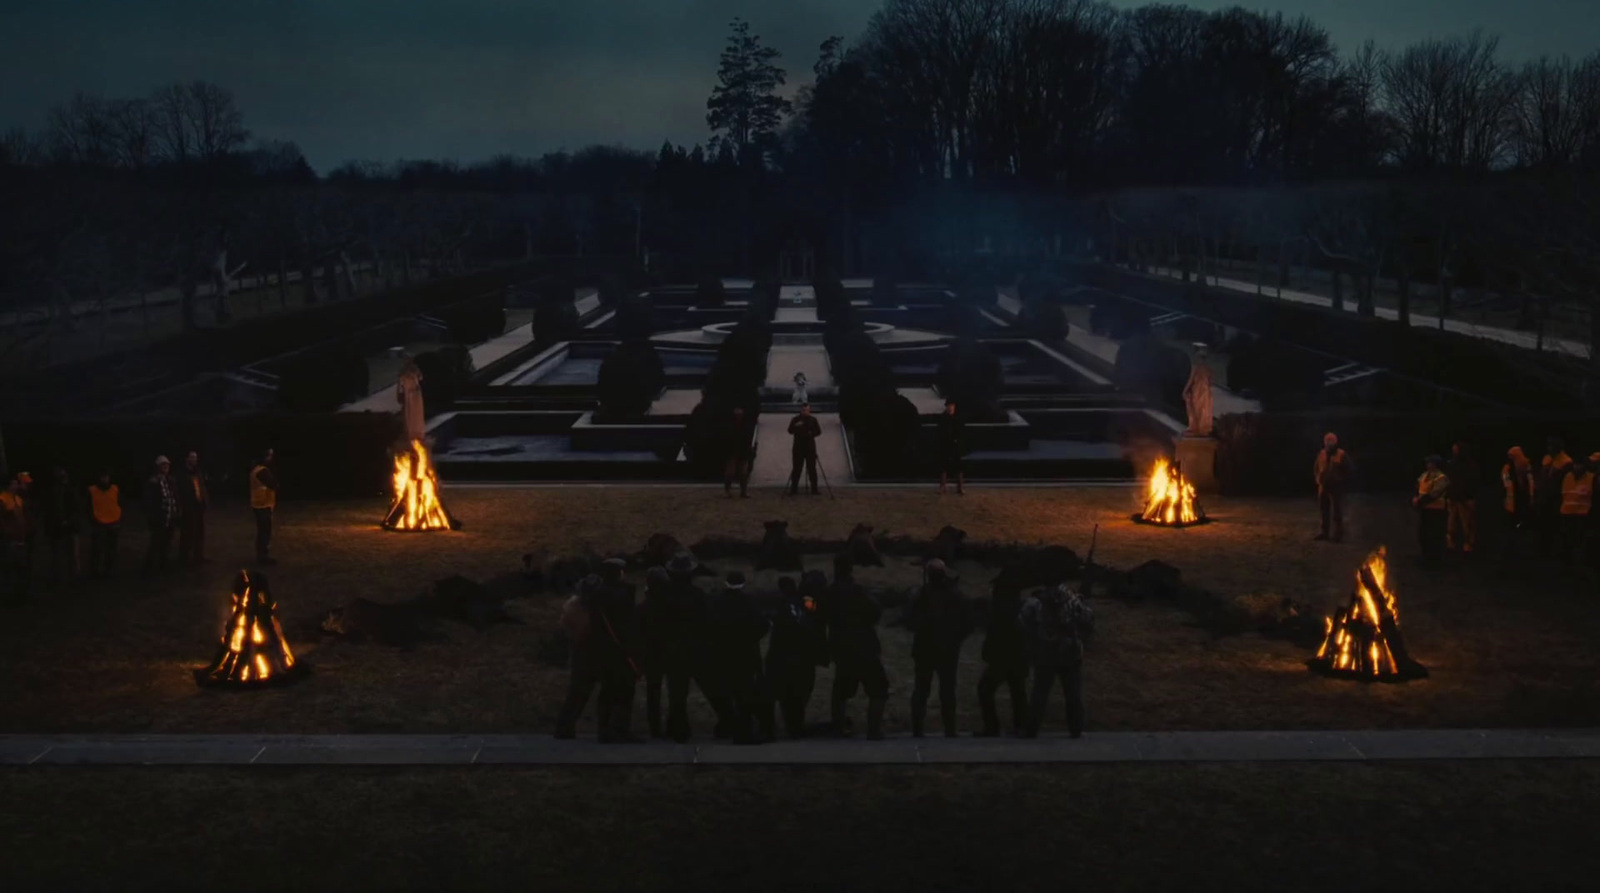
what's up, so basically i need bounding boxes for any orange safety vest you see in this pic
[1560,471,1594,516]
[89,484,121,525]
[249,465,276,510]
[0,490,28,540]
[1417,470,1449,510]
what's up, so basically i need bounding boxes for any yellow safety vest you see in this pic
[89,484,121,524]
[1417,470,1448,509]
[249,465,276,509]
[1560,471,1594,516]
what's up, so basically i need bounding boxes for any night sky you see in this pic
[2,0,1595,172]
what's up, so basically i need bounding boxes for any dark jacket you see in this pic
[1445,455,1480,501]
[767,596,827,672]
[788,414,822,456]
[981,587,1027,668]
[706,587,768,678]
[587,581,639,669]
[825,579,883,665]
[937,413,965,457]
[909,576,971,661]
[177,467,210,512]
[41,481,81,537]
[640,577,708,672]
[726,417,754,461]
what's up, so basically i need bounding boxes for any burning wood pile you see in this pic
[1308,547,1428,681]
[195,571,303,687]
[383,439,460,531]
[1132,458,1208,527]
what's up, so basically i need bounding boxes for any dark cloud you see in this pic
[2,0,1594,172]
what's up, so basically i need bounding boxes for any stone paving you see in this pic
[4,729,1596,766]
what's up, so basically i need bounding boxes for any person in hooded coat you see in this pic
[907,559,972,737]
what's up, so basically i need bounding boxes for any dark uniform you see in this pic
[825,559,889,739]
[1020,586,1095,738]
[706,574,769,743]
[787,412,823,496]
[176,460,210,565]
[764,575,828,738]
[908,565,971,737]
[724,411,754,497]
[976,582,1029,737]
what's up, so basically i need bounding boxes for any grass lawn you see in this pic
[2,486,1597,736]
[3,761,1598,891]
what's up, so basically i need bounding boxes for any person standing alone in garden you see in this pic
[938,400,966,496]
[177,450,210,566]
[249,449,278,565]
[1313,432,1351,542]
[787,403,822,496]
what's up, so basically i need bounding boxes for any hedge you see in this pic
[613,298,657,341]
[935,339,1005,422]
[1113,336,1189,414]
[0,411,403,502]
[596,341,666,417]
[534,301,581,341]
[276,341,370,412]
[696,274,727,308]
[414,346,475,412]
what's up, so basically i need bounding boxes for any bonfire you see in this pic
[1132,458,1208,527]
[1308,546,1428,681]
[383,439,460,531]
[195,570,304,687]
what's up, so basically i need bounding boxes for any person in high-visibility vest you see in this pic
[0,472,34,603]
[249,449,279,566]
[1501,446,1535,555]
[1558,455,1596,563]
[86,469,121,579]
[1537,437,1574,557]
[1413,454,1450,567]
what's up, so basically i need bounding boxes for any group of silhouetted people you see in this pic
[554,553,1094,743]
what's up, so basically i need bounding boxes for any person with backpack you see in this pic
[976,571,1029,737]
[908,559,972,737]
[1019,584,1095,739]
[764,573,829,739]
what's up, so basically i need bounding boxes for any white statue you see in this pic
[1182,345,1214,437]
[792,371,809,405]
[396,358,427,442]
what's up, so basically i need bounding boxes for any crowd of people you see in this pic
[0,449,280,603]
[555,553,1094,743]
[1313,432,1599,568]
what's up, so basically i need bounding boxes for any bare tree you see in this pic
[1513,53,1600,169]
[1380,31,1517,171]
[45,92,114,165]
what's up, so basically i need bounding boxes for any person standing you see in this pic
[1019,584,1095,739]
[908,559,971,738]
[0,472,34,603]
[1537,438,1574,557]
[1413,455,1450,567]
[724,407,753,499]
[1502,446,1535,547]
[42,467,82,588]
[638,565,675,740]
[652,553,725,741]
[765,574,828,739]
[1558,456,1596,564]
[1445,441,1481,554]
[706,571,769,743]
[142,456,179,576]
[555,575,612,740]
[593,557,641,742]
[787,403,822,496]
[937,400,966,496]
[826,556,889,740]
[976,574,1029,738]
[177,450,211,566]
[86,470,121,579]
[1313,432,1351,542]
[249,449,278,565]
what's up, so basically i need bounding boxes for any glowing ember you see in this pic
[195,570,303,688]
[1308,546,1428,681]
[384,439,459,531]
[1132,458,1208,527]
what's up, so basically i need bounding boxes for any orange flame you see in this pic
[1141,458,1202,525]
[386,440,453,531]
[199,571,298,686]
[1312,546,1416,679]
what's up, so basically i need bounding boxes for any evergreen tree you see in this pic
[706,18,791,165]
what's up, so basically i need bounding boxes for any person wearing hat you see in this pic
[705,570,769,743]
[654,552,726,740]
[976,568,1030,738]
[0,472,34,602]
[907,559,972,738]
[1019,584,1095,739]
[764,575,828,738]
[142,456,180,576]
[1413,454,1450,567]
[1557,454,1597,564]
[826,555,889,739]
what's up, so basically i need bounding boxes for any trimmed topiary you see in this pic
[413,345,476,412]
[935,339,1005,422]
[597,340,666,417]
[613,297,657,341]
[534,301,580,341]
[871,274,898,308]
[696,274,727,308]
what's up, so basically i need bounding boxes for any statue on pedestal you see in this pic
[396,358,426,442]
[1182,344,1214,437]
